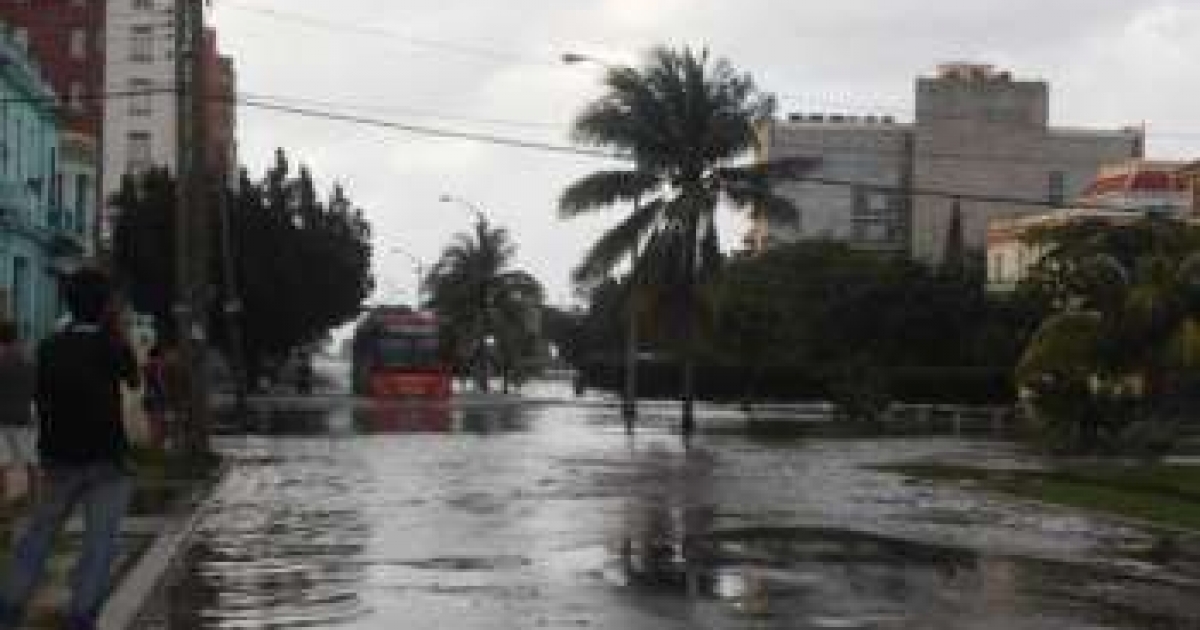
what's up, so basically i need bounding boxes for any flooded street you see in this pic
[148,372,1200,629]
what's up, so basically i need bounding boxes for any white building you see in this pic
[100,0,179,245]
[753,64,1143,262]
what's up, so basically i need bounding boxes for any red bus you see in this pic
[351,307,451,399]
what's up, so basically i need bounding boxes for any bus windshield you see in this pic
[375,335,440,369]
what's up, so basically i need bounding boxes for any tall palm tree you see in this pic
[560,46,812,433]
[426,219,545,392]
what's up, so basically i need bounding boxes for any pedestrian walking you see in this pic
[0,269,140,630]
[0,320,36,502]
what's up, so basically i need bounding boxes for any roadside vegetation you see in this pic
[111,149,374,388]
[883,462,1200,532]
[424,218,545,392]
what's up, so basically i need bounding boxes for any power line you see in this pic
[236,97,614,160]
[239,91,561,131]
[229,97,1177,214]
[217,1,550,67]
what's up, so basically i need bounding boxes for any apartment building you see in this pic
[753,64,1143,262]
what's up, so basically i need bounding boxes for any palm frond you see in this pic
[572,199,664,285]
[559,170,660,218]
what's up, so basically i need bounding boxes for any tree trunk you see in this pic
[680,213,698,437]
[622,290,638,431]
[681,350,696,435]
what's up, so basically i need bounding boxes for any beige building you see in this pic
[753,64,1143,262]
[986,160,1196,291]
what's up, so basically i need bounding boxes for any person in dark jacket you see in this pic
[0,269,139,630]
[0,320,35,500]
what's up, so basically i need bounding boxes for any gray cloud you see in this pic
[213,0,1198,308]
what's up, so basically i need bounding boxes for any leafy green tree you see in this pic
[1017,218,1200,455]
[559,46,811,433]
[111,168,181,338]
[425,219,544,392]
[111,150,374,388]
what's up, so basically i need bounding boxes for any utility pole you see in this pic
[173,0,211,468]
[622,198,641,430]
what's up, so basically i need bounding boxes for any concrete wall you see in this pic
[759,66,1142,262]
[760,119,910,252]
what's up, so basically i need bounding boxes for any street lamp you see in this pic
[437,194,492,392]
[563,51,641,427]
[438,194,487,225]
[389,245,426,306]
[561,52,624,70]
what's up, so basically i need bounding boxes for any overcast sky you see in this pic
[210,0,1200,308]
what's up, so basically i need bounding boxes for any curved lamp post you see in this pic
[562,51,641,426]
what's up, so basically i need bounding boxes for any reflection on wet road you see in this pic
[153,385,1200,629]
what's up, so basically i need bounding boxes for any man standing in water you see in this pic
[0,269,139,630]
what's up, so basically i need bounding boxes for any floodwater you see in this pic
[146,371,1200,629]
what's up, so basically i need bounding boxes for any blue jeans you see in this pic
[0,463,132,626]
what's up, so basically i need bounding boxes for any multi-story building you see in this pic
[0,0,105,137]
[1,1,237,248]
[100,0,179,244]
[985,160,1196,291]
[753,64,1144,262]
[204,27,238,180]
[0,27,68,341]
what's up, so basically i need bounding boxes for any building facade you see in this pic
[985,160,1196,291]
[754,64,1143,262]
[0,0,105,137]
[0,28,67,342]
[2,1,238,248]
[100,0,180,244]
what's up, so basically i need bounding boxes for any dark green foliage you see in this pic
[573,241,1033,406]
[1016,217,1200,456]
[561,46,812,429]
[424,219,544,391]
[111,168,179,338]
[110,149,374,385]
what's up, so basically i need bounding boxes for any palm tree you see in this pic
[559,46,812,433]
[426,218,545,392]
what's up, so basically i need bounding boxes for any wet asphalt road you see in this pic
[150,368,1200,629]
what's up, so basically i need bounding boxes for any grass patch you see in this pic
[881,462,1200,532]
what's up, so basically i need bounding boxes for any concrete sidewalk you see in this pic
[0,475,215,630]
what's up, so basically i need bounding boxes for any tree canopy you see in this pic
[560,45,812,430]
[110,149,374,383]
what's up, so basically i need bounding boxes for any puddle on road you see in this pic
[213,400,533,436]
[597,505,1200,629]
[153,399,1200,630]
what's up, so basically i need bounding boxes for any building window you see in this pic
[70,28,87,59]
[132,0,153,9]
[1049,170,1065,206]
[129,78,153,115]
[75,173,90,235]
[12,257,29,339]
[127,131,152,174]
[130,26,153,62]
[69,82,85,112]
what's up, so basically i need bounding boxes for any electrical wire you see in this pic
[235,97,613,160]
[0,83,1189,215]
[217,0,550,67]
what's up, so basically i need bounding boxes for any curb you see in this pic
[98,468,226,630]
